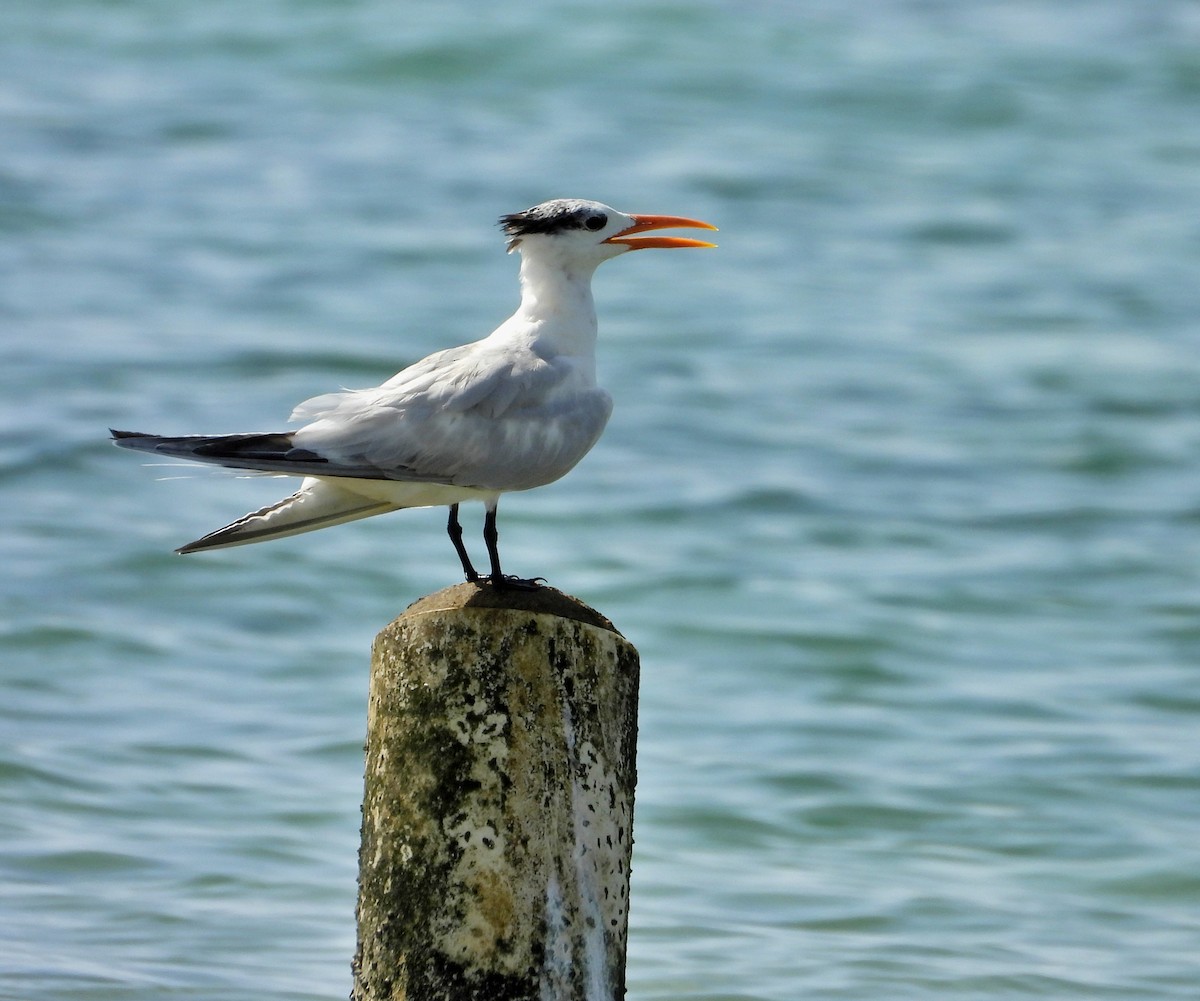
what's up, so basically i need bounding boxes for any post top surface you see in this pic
[400,582,621,635]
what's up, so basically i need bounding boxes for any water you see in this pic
[4,1,1200,997]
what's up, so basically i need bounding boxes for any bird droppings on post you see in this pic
[353,583,640,1001]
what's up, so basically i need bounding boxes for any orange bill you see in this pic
[604,213,719,250]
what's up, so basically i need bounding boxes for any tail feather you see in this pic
[177,480,401,553]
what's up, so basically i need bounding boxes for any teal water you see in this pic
[4,2,1200,998]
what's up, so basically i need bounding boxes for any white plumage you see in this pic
[112,198,716,586]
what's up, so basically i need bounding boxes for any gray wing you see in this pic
[291,341,613,491]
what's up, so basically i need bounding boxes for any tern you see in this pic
[111,198,716,587]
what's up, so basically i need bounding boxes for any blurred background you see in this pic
[3,1,1200,998]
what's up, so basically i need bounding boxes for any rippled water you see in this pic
[4,2,1200,998]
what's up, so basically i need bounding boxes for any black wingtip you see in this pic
[111,429,149,449]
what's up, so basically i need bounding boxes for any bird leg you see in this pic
[483,505,542,590]
[483,506,505,585]
[447,504,480,582]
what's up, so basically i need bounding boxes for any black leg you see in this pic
[447,504,480,582]
[482,504,543,590]
[483,505,504,585]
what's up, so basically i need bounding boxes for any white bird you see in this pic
[112,198,717,587]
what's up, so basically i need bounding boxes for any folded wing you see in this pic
[290,341,612,492]
[113,338,612,494]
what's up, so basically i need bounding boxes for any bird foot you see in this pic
[462,572,545,591]
[487,574,546,591]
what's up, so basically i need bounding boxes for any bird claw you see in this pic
[488,574,546,591]
[461,571,544,591]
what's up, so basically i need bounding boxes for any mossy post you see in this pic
[352,582,641,1001]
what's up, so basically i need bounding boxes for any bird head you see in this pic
[499,199,717,268]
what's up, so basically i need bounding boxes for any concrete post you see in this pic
[352,582,640,1001]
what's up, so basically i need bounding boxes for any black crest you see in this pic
[498,199,605,249]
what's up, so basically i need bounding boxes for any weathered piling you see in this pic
[353,582,640,1001]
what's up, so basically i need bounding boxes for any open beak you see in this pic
[604,214,718,250]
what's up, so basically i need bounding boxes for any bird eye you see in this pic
[585,213,607,231]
